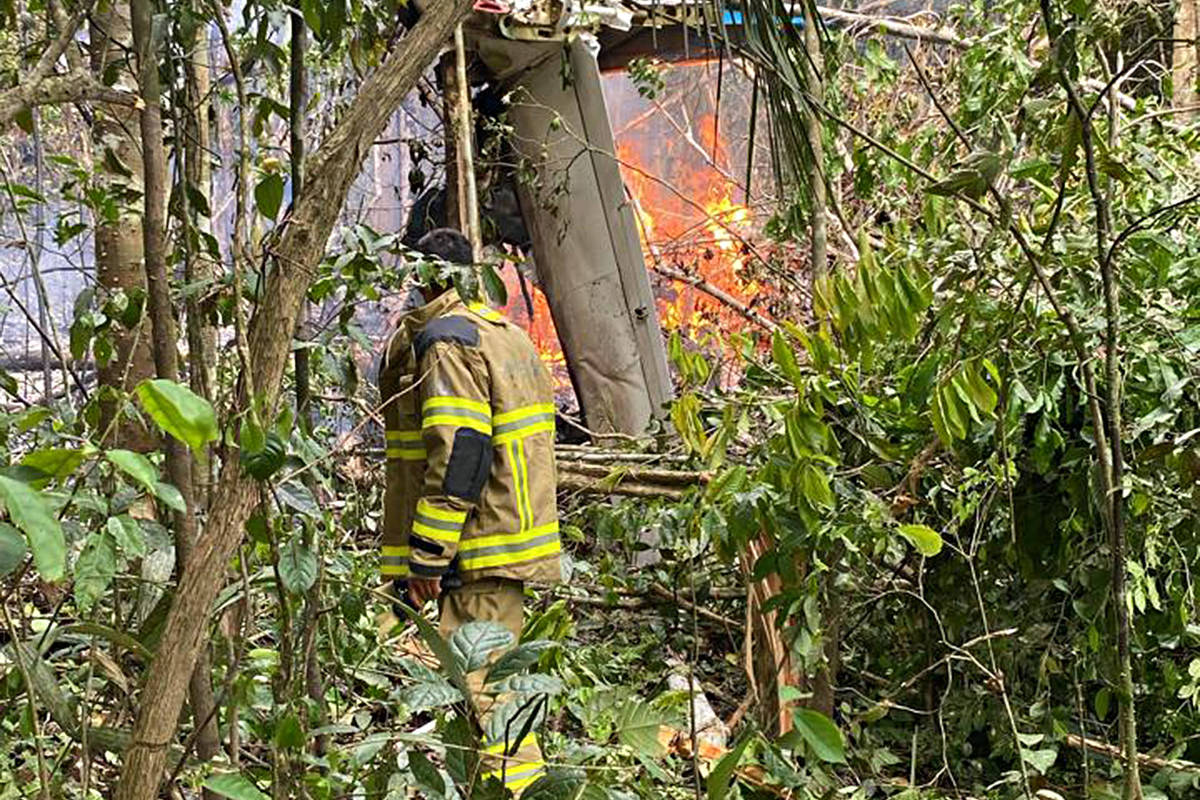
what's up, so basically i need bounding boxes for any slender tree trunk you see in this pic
[115,5,475,797]
[184,20,217,410]
[129,0,221,786]
[291,10,312,433]
[802,1,828,286]
[90,3,157,452]
[1175,0,1199,116]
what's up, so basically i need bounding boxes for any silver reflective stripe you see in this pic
[492,412,555,436]
[462,531,558,561]
[381,555,407,567]
[413,512,462,532]
[421,405,492,425]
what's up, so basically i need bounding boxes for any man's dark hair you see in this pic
[416,228,473,265]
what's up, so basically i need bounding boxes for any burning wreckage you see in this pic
[408,1,796,438]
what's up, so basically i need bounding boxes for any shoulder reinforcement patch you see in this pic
[414,315,479,362]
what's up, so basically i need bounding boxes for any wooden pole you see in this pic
[453,23,482,260]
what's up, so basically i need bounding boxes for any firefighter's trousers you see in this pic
[439,578,546,795]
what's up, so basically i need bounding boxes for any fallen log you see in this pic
[557,459,712,486]
[1063,733,1200,774]
[557,472,688,499]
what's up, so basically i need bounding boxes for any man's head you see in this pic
[411,228,472,302]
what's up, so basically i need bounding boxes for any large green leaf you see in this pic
[485,640,557,684]
[707,730,753,800]
[613,697,668,757]
[277,540,317,595]
[898,524,943,557]
[407,748,446,796]
[255,173,284,221]
[203,772,271,800]
[0,522,26,576]
[0,474,65,582]
[75,531,117,613]
[107,516,146,557]
[790,708,845,763]
[135,379,218,456]
[106,449,159,492]
[402,679,462,712]
[449,620,514,673]
[22,446,93,481]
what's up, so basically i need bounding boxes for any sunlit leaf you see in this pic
[135,379,218,457]
[0,475,65,582]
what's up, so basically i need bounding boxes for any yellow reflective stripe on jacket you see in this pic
[381,544,411,577]
[421,396,493,435]
[468,302,505,322]
[459,522,560,571]
[493,403,555,445]
[386,429,426,461]
[423,396,490,415]
[413,499,467,543]
[517,441,533,529]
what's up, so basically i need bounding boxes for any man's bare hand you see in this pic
[407,576,441,607]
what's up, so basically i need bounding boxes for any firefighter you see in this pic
[378,228,560,795]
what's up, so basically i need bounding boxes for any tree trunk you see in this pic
[90,3,157,452]
[1175,0,1199,116]
[129,0,222,785]
[803,0,828,286]
[114,4,475,797]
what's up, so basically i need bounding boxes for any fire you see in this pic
[493,62,781,397]
[494,258,571,393]
[616,111,770,357]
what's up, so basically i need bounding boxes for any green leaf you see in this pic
[255,173,285,221]
[22,447,92,481]
[106,516,146,558]
[707,730,752,800]
[136,379,218,457]
[408,748,446,795]
[613,697,668,757]
[1095,687,1111,719]
[277,540,317,595]
[402,679,463,711]
[791,708,845,763]
[492,673,564,696]
[486,641,557,683]
[106,449,159,492]
[0,522,27,577]
[240,429,287,480]
[1020,747,1058,773]
[450,621,515,673]
[75,531,117,613]
[898,524,943,557]
[800,465,835,510]
[0,475,65,582]
[442,715,478,784]
[274,713,305,750]
[154,481,186,513]
[203,772,271,800]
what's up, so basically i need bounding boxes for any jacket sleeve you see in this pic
[410,334,492,577]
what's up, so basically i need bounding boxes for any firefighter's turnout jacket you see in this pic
[378,288,562,585]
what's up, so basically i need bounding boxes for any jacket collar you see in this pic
[403,287,468,329]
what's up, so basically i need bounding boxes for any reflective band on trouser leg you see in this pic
[482,733,545,795]
[385,430,425,461]
[413,499,466,544]
[459,523,561,571]
[421,395,493,436]
[380,545,410,578]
